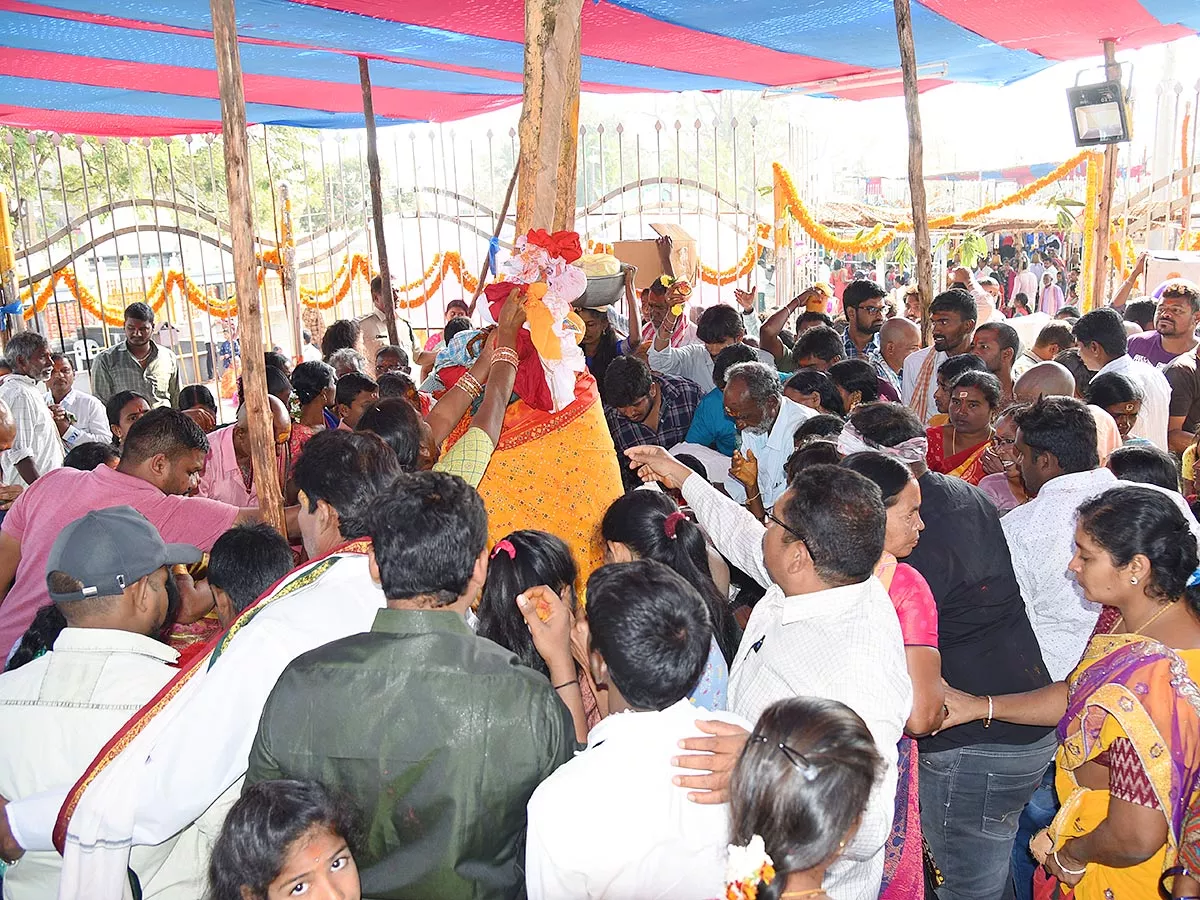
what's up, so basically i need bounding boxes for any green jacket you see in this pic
[247,607,575,899]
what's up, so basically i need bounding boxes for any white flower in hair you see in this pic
[724,834,775,900]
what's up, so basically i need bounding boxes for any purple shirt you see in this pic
[1127,331,1184,369]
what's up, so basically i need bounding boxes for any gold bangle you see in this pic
[492,357,518,371]
[984,695,993,728]
[493,347,520,368]
[456,373,483,400]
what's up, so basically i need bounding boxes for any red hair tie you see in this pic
[663,511,687,540]
[491,539,516,560]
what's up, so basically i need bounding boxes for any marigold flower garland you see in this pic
[19,248,480,325]
[700,223,771,286]
[1078,151,1103,312]
[773,150,1097,255]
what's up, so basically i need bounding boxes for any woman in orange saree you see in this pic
[925,369,1001,486]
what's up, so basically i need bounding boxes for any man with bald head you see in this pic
[1013,361,1075,405]
[879,317,921,388]
[1014,362,1121,464]
[196,395,292,507]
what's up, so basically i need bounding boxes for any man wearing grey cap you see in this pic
[0,506,216,899]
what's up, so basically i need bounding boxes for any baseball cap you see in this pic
[46,506,202,603]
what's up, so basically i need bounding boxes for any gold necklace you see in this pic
[1115,603,1174,635]
[780,890,828,899]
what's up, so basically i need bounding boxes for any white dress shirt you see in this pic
[681,474,911,900]
[1096,354,1171,450]
[901,345,946,422]
[648,342,775,394]
[301,342,323,363]
[1002,467,1200,681]
[53,388,112,448]
[1013,271,1040,304]
[729,396,814,505]
[0,628,221,900]
[525,699,750,900]
[0,374,63,485]
[6,550,387,900]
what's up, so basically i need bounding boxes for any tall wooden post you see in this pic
[1091,39,1121,309]
[209,0,285,533]
[358,57,399,345]
[893,0,933,341]
[516,0,584,234]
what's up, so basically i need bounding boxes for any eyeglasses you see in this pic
[855,304,886,316]
[991,434,1017,449]
[764,505,806,543]
[749,733,820,781]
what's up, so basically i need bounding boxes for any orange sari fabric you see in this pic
[447,373,624,590]
[926,425,989,485]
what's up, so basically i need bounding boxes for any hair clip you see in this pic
[491,539,516,560]
[663,511,686,540]
[1188,566,1200,589]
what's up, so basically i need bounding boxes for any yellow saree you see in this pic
[1048,633,1200,899]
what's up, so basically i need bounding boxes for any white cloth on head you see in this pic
[680,473,911,900]
[1095,354,1171,450]
[0,375,64,485]
[5,549,387,900]
[1002,467,1200,681]
[836,421,928,465]
[668,442,732,483]
[525,699,750,900]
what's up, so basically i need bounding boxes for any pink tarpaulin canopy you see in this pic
[0,0,1196,136]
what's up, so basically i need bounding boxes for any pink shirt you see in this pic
[197,426,256,507]
[0,466,240,658]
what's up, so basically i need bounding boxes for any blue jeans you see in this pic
[1010,764,1059,900]
[919,732,1058,900]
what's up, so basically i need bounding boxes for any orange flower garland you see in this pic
[1078,151,1103,312]
[773,150,1097,255]
[774,163,896,254]
[700,223,771,286]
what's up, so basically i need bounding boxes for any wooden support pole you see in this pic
[893,0,933,342]
[358,57,399,345]
[209,0,285,533]
[516,0,584,234]
[1091,39,1121,309]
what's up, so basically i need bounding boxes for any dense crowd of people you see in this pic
[1,234,1200,900]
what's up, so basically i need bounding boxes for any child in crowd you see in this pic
[726,697,883,900]
[208,779,361,900]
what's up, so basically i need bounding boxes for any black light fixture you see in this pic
[1067,79,1130,147]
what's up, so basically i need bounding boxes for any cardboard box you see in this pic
[1146,251,1200,292]
[612,223,698,290]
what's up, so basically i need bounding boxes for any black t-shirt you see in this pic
[907,471,1053,752]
